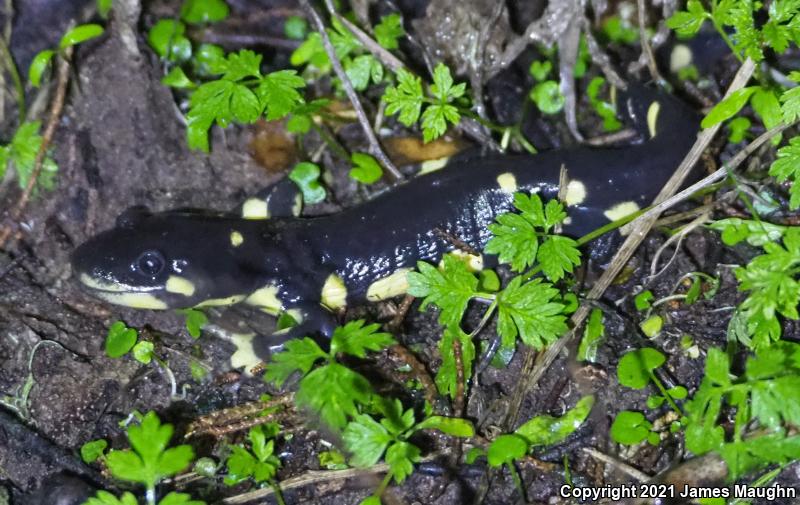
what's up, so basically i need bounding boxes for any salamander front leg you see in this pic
[251,302,338,360]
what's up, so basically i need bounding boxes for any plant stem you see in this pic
[648,372,682,415]
[0,36,25,122]
[271,481,287,505]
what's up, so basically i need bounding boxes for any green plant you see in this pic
[383,63,466,143]
[683,344,800,479]
[224,424,282,497]
[82,412,200,505]
[264,320,396,429]
[344,398,473,500]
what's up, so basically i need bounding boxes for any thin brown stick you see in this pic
[0,48,72,250]
[504,57,757,430]
[637,0,665,85]
[388,343,440,408]
[298,0,403,182]
[329,14,405,73]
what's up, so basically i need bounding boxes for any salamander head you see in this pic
[71,207,264,310]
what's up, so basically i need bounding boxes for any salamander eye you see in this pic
[135,250,165,277]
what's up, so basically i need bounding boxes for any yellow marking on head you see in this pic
[291,193,303,217]
[496,172,518,193]
[670,44,693,72]
[230,231,244,247]
[79,273,129,292]
[564,180,586,206]
[246,284,283,315]
[443,250,484,272]
[194,295,246,307]
[229,332,261,375]
[95,291,168,310]
[165,275,196,297]
[604,201,641,222]
[366,268,413,302]
[242,198,269,220]
[418,157,450,175]
[647,102,660,139]
[321,274,348,310]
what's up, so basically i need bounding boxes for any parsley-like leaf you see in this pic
[383,68,424,126]
[770,136,800,209]
[385,441,420,483]
[297,363,372,429]
[257,70,306,120]
[330,320,396,358]
[407,256,478,327]
[496,277,567,349]
[374,14,405,49]
[343,413,393,467]
[263,337,328,387]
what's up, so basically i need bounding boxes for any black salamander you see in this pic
[71,86,698,363]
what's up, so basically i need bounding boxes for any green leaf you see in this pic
[331,320,395,359]
[640,315,663,337]
[515,396,594,447]
[83,491,139,505]
[700,87,757,129]
[705,347,731,386]
[375,14,405,49]
[528,60,552,81]
[158,492,206,505]
[349,152,383,184]
[105,321,138,358]
[407,256,478,327]
[97,0,113,18]
[634,290,653,311]
[359,497,382,505]
[221,49,262,81]
[288,161,326,204]
[487,434,528,467]
[177,308,208,338]
[3,121,58,190]
[496,277,567,349]
[751,88,782,132]
[343,413,392,467]
[256,70,306,120]
[161,67,194,88]
[529,80,565,115]
[781,73,800,124]
[420,102,460,143]
[60,24,104,49]
[770,136,800,209]
[665,0,708,37]
[106,412,194,488]
[617,348,665,389]
[385,441,420,482]
[148,20,190,61]
[538,235,580,282]
[193,43,226,76]
[727,116,750,143]
[132,341,154,365]
[610,411,652,445]
[577,308,604,362]
[284,16,308,40]
[415,416,474,437]
[28,50,54,88]
[263,337,328,387]
[80,439,108,463]
[383,68,424,126]
[225,445,257,485]
[180,0,229,24]
[297,363,373,429]
[434,326,475,399]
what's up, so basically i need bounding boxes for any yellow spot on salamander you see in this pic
[418,157,450,175]
[165,275,196,297]
[230,231,244,247]
[291,193,303,217]
[242,198,269,219]
[604,201,641,222]
[647,101,660,139]
[670,44,692,72]
[229,332,260,374]
[321,274,347,310]
[443,250,484,272]
[95,291,168,310]
[496,172,517,193]
[246,284,283,315]
[285,308,304,325]
[366,268,412,302]
[564,180,586,206]
[194,295,246,307]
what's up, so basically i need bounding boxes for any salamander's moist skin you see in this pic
[72,85,698,360]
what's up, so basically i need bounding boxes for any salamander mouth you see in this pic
[77,273,169,310]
